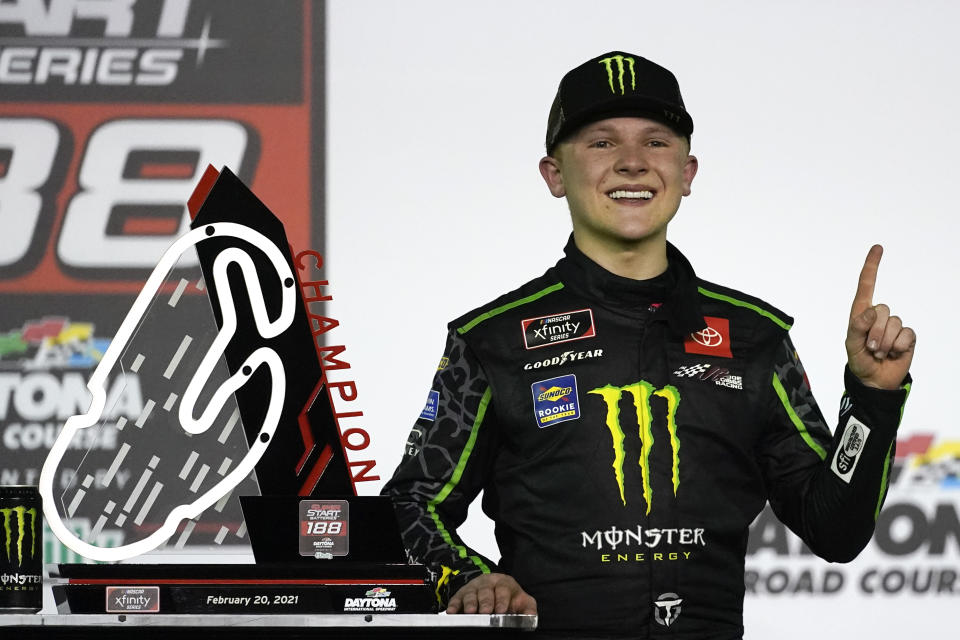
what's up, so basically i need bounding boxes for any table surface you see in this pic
[0,612,538,629]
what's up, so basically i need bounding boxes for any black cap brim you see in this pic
[548,96,693,155]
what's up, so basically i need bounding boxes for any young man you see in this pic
[382,52,915,638]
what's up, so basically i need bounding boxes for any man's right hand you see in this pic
[446,573,537,615]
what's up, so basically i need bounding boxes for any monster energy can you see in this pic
[0,486,42,613]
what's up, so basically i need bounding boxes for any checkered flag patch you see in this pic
[673,364,711,378]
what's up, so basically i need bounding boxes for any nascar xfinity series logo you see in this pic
[589,381,681,513]
[106,586,159,613]
[1,505,38,566]
[522,309,595,350]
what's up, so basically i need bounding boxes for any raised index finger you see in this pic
[851,244,883,319]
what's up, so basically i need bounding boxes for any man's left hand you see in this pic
[845,245,916,389]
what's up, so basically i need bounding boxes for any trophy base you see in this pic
[53,563,436,614]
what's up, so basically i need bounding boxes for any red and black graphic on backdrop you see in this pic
[0,0,324,551]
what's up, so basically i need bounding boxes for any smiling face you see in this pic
[539,117,698,269]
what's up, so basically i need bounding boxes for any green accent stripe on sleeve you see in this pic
[457,282,565,334]
[426,387,493,574]
[874,443,894,522]
[771,373,828,460]
[899,382,912,419]
[875,381,912,520]
[697,287,792,330]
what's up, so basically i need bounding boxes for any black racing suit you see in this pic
[382,237,910,639]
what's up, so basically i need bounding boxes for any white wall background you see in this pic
[325,1,954,636]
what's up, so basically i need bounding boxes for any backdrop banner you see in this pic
[0,0,324,562]
[746,432,958,599]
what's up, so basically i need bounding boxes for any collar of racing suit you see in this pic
[556,233,707,337]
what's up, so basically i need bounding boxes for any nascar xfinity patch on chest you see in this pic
[531,374,581,428]
[522,309,595,349]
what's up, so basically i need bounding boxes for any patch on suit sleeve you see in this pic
[420,390,440,421]
[831,417,871,483]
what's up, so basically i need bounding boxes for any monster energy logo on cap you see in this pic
[589,381,681,514]
[545,51,694,154]
[599,55,636,95]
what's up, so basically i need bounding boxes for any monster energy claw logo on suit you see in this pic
[589,382,681,514]
[0,485,42,613]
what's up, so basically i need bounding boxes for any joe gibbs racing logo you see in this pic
[589,381,681,513]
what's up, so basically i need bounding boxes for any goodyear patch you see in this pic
[531,374,580,428]
[420,390,440,421]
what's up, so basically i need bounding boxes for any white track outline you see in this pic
[39,222,295,561]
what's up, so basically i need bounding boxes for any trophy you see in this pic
[39,167,435,615]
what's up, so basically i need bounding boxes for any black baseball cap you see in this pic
[545,51,694,155]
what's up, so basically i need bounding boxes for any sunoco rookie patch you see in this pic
[299,499,349,558]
